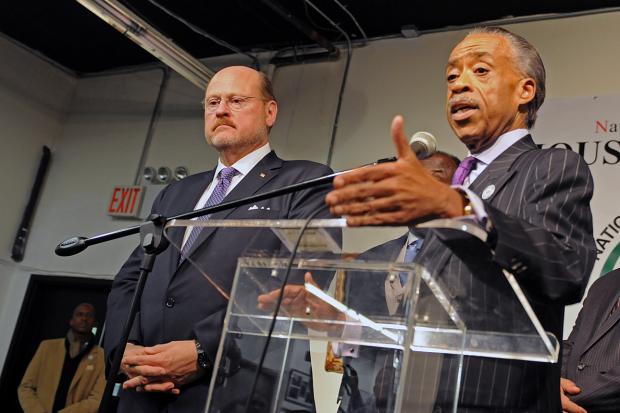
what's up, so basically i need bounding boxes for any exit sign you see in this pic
[107,186,144,217]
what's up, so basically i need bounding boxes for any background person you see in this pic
[18,302,105,413]
[561,268,620,413]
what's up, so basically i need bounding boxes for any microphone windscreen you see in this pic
[409,131,437,159]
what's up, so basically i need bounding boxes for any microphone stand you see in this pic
[57,170,350,413]
[96,215,169,413]
[55,157,395,413]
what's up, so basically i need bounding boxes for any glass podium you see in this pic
[163,218,559,413]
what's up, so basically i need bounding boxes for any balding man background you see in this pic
[18,302,105,413]
[104,66,334,412]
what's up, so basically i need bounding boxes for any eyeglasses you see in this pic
[201,95,264,112]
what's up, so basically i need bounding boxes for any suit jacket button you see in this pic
[577,363,586,370]
[165,297,176,308]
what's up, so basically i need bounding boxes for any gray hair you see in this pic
[258,71,276,102]
[469,26,546,128]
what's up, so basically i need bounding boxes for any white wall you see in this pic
[2,10,620,370]
[0,34,76,369]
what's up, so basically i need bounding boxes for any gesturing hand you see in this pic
[257,272,345,333]
[325,115,464,226]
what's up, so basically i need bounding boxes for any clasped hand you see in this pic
[121,340,200,394]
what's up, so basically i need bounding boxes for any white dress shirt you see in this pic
[181,143,272,248]
[465,128,529,186]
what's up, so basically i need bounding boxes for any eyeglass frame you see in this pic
[201,95,271,113]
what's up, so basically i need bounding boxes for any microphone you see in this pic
[55,131,439,256]
[375,131,437,164]
[409,131,437,159]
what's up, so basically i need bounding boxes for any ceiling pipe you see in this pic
[259,0,339,58]
[145,0,260,70]
[75,0,214,89]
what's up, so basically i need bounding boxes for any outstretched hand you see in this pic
[326,115,464,226]
[257,272,345,332]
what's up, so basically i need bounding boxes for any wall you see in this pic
[2,10,620,371]
[0,34,76,369]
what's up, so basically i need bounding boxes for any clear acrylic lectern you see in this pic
[163,218,558,413]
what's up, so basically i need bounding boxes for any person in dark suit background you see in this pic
[104,66,334,412]
[326,26,596,412]
[561,268,620,413]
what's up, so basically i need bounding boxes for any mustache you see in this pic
[448,97,479,109]
[212,120,235,130]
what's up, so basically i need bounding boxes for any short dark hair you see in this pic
[435,150,461,169]
[72,302,96,318]
[469,26,546,129]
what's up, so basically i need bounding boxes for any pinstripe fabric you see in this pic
[415,135,596,412]
[563,268,620,412]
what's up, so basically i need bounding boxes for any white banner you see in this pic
[534,95,620,336]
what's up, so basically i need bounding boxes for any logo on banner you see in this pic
[596,214,620,276]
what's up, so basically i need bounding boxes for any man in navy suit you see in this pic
[104,66,334,412]
[326,27,596,412]
[561,268,620,413]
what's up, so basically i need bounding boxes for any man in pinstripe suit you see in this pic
[561,268,620,413]
[326,27,596,412]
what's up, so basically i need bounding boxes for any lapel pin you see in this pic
[482,184,495,200]
[259,172,266,178]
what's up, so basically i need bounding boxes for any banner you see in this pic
[534,95,620,335]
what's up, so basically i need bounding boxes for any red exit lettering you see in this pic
[108,186,144,217]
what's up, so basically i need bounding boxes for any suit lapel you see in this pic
[166,170,216,275]
[468,135,536,201]
[582,295,620,355]
[413,137,536,295]
[67,355,86,398]
[179,151,283,265]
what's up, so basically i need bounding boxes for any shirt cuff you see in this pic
[451,185,488,225]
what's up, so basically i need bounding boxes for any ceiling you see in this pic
[1,0,620,74]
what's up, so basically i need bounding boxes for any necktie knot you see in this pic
[404,239,422,263]
[219,166,237,183]
[179,166,238,264]
[451,156,478,186]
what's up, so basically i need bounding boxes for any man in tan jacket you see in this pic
[18,302,106,413]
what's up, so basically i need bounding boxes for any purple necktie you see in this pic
[180,167,237,262]
[451,156,478,186]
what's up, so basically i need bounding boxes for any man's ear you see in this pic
[517,78,536,105]
[265,100,278,128]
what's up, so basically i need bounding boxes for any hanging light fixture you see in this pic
[75,0,214,88]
